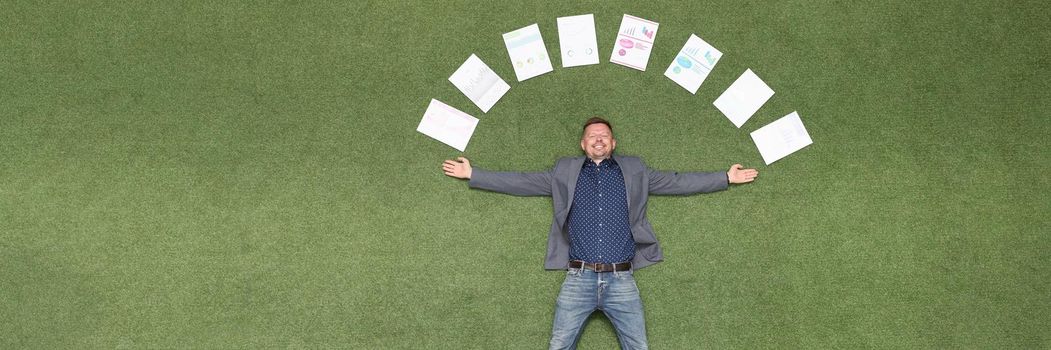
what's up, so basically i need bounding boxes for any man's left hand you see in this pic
[727,164,758,184]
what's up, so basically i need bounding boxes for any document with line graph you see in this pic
[448,54,510,113]
[609,14,659,71]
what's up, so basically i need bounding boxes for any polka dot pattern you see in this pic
[567,158,634,264]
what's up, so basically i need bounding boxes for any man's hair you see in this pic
[582,117,612,136]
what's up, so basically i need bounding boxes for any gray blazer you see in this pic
[469,155,729,270]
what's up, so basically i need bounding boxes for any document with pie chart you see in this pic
[503,23,554,81]
[417,99,479,152]
[664,34,722,94]
[610,14,659,71]
[556,14,599,67]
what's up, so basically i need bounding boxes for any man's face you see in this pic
[581,123,616,160]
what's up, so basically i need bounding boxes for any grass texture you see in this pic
[1,0,1048,348]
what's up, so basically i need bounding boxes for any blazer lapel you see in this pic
[617,155,635,210]
[564,156,585,208]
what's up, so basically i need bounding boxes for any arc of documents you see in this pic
[422,14,819,166]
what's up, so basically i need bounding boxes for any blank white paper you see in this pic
[713,69,775,128]
[557,14,599,67]
[750,111,813,165]
[448,54,510,113]
[664,34,722,94]
[417,99,479,152]
[503,24,554,81]
[609,14,659,71]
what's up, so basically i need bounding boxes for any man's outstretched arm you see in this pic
[442,157,553,196]
[648,163,758,195]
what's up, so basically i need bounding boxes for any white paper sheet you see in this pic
[503,23,554,81]
[609,14,659,71]
[664,34,722,94]
[448,54,510,113]
[557,14,599,67]
[713,69,775,128]
[750,111,813,165]
[417,99,479,152]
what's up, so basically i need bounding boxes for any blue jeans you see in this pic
[549,268,648,350]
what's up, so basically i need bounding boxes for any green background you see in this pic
[2,1,1048,348]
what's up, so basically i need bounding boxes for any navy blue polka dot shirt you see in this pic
[567,158,634,264]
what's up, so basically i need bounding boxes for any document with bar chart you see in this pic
[609,14,659,71]
[664,34,722,94]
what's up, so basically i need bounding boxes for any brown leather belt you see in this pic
[569,260,632,272]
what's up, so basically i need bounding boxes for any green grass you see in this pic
[1,0,1048,348]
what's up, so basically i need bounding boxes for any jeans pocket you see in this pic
[567,268,582,277]
[613,270,634,280]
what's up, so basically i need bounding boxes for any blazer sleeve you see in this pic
[468,168,554,196]
[647,168,729,195]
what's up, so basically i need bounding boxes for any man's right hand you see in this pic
[442,157,472,179]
